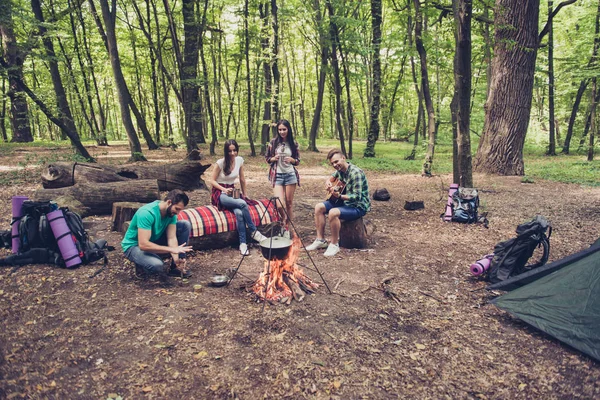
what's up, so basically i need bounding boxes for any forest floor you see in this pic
[0,144,599,399]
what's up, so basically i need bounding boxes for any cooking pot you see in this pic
[259,236,292,260]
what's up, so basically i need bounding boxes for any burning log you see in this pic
[251,236,318,303]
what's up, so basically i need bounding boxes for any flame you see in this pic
[251,236,318,302]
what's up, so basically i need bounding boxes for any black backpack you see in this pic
[487,215,551,283]
[18,201,58,253]
[451,188,479,223]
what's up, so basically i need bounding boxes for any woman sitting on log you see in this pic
[208,139,267,256]
[265,119,300,235]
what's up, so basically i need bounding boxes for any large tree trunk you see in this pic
[98,0,146,162]
[41,159,210,191]
[451,0,473,187]
[588,78,597,161]
[33,180,160,215]
[473,0,540,175]
[244,0,256,156]
[0,0,33,143]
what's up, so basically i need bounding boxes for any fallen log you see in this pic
[42,158,210,191]
[33,180,159,215]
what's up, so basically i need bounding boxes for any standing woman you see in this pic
[208,139,267,255]
[265,119,300,231]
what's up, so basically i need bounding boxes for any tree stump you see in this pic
[339,217,369,249]
[112,202,146,232]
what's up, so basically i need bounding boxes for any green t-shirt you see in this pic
[121,201,176,252]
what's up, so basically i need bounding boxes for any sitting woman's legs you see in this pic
[220,194,254,243]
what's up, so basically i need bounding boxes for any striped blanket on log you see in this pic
[177,199,277,238]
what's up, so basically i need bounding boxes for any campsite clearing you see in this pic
[1,145,599,399]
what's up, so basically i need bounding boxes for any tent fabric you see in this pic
[487,240,600,291]
[491,241,600,362]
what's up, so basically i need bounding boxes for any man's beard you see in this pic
[166,205,177,217]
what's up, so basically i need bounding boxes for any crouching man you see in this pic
[122,189,193,278]
[305,149,370,257]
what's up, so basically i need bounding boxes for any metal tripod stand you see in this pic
[225,196,332,305]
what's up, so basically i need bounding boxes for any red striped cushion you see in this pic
[177,199,277,237]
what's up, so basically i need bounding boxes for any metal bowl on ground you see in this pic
[209,274,230,287]
[259,236,292,260]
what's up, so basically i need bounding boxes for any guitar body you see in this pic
[326,178,346,204]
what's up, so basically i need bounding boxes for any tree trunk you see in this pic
[271,0,280,122]
[259,3,273,155]
[1,77,7,141]
[451,0,473,187]
[308,0,328,152]
[563,80,589,154]
[364,0,383,158]
[413,0,436,176]
[547,0,556,156]
[41,157,210,191]
[244,0,256,156]
[98,0,146,162]
[473,0,540,175]
[326,0,347,157]
[0,0,33,143]
[34,180,160,215]
[589,78,597,161]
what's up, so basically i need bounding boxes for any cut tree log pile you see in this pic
[111,202,146,232]
[33,180,159,216]
[41,150,210,191]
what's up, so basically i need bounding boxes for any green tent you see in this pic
[492,241,600,362]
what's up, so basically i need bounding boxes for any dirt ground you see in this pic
[1,145,599,399]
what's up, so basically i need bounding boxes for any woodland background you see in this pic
[0,0,599,184]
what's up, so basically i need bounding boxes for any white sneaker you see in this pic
[252,230,267,243]
[239,243,250,256]
[305,239,328,251]
[324,243,340,257]
[281,229,291,239]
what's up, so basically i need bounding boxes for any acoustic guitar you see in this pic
[326,178,346,204]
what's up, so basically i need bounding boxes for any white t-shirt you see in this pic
[216,156,243,185]
[276,143,294,174]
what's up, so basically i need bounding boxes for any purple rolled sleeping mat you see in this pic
[47,209,82,268]
[11,196,29,253]
[470,254,494,276]
[443,183,459,222]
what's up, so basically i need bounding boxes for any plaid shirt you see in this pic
[333,163,370,213]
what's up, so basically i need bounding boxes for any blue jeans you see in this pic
[219,194,257,244]
[124,220,191,275]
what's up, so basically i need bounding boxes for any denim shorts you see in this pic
[275,172,297,186]
[323,200,366,221]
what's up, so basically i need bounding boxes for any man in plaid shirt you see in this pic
[305,149,370,257]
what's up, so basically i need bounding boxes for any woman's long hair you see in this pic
[223,139,239,175]
[273,119,298,159]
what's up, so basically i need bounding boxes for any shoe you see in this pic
[305,239,328,251]
[134,264,147,279]
[281,229,291,239]
[252,230,267,243]
[324,243,340,257]
[168,268,192,279]
[239,243,250,256]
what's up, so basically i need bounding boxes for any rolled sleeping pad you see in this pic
[444,183,459,222]
[47,209,82,268]
[470,254,493,276]
[11,196,29,253]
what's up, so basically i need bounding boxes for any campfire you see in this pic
[251,236,318,304]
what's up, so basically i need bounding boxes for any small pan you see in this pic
[209,274,230,287]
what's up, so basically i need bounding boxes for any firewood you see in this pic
[283,275,305,302]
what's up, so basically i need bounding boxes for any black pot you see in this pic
[259,236,292,260]
[209,274,229,287]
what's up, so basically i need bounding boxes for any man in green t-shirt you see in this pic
[122,189,193,278]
